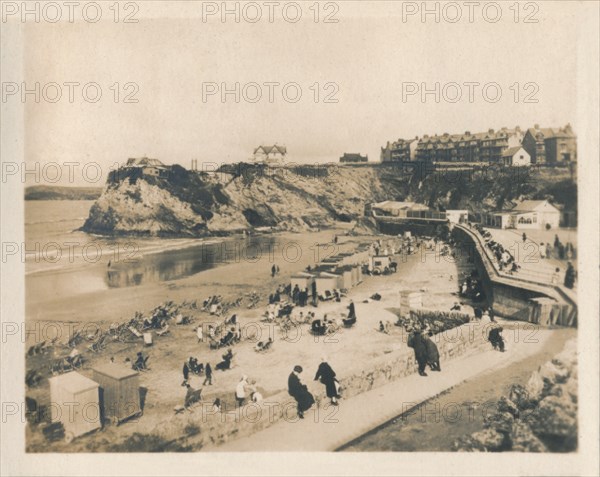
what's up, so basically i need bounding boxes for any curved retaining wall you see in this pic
[451,225,577,325]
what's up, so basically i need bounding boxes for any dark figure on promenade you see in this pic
[488,326,505,352]
[203,363,213,385]
[408,330,428,376]
[558,243,566,260]
[182,361,190,386]
[564,262,576,289]
[423,332,441,371]
[522,233,527,243]
[292,285,300,305]
[288,365,314,419]
[271,264,276,278]
[314,357,340,405]
[554,234,560,248]
[311,281,318,307]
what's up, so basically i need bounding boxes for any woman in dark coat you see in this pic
[407,330,428,376]
[288,365,314,419]
[314,357,340,405]
[564,262,576,289]
[423,332,441,371]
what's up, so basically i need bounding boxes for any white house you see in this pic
[501,146,531,166]
[252,145,287,165]
[510,200,561,229]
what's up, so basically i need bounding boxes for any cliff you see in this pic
[25,185,103,201]
[82,163,576,237]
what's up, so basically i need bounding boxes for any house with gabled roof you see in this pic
[252,145,287,164]
[522,124,577,164]
[502,146,531,166]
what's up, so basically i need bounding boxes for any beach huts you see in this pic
[49,372,101,442]
[92,364,141,425]
[290,271,316,291]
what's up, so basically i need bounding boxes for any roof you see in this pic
[525,125,576,140]
[93,363,139,380]
[372,200,430,212]
[511,200,559,212]
[340,153,368,161]
[254,145,287,155]
[50,371,99,394]
[502,146,526,157]
[126,157,165,168]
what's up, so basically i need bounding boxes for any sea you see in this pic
[25,200,278,302]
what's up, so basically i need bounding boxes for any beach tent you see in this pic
[49,371,101,442]
[93,364,141,425]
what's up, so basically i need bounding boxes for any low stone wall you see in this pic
[148,320,492,449]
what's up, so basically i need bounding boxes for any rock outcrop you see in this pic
[453,338,578,452]
[82,162,576,237]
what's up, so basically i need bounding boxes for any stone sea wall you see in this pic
[148,320,492,449]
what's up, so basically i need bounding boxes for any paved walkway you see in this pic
[484,228,577,294]
[207,324,551,452]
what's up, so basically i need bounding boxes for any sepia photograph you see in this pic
[1,1,599,476]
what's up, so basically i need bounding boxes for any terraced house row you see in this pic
[381,124,576,165]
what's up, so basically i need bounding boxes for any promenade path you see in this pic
[483,227,577,296]
[208,323,553,452]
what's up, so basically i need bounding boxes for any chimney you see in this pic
[534,124,540,129]
[488,128,494,134]
[465,131,471,135]
[515,125,521,131]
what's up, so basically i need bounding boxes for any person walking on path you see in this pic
[314,357,340,405]
[422,332,441,372]
[288,365,314,419]
[408,329,429,377]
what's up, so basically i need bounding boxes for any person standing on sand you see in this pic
[235,375,248,407]
[288,365,314,419]
[196,325,203,343]
[314,357,340,405]
[203,363,213,385]
[347,299,356,320]
[182,361,190,386]
[271,264,276,278]
[311,281,318,307]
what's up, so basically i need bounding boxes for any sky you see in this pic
[9,1,587,185]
